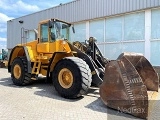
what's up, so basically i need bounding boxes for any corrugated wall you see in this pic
[7,0,160,49]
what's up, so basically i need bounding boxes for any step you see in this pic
[41,66,48,68]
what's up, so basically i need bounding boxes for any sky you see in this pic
[0,0,73,50]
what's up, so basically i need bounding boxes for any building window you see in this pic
[104,12,145,60]
[151,41,160,66]
[28,30,36,42]
[89,19,104,42]
[151,9,160,39]
[124,12,145,40]
[122,42,145,53]
[105,43,122,59]
[70,22,86,42]
[97,44,105,56]
[150,9,160,65]
[105,17,123,42]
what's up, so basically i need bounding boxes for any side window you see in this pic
[62,28,69,40]
[41,23,48,42]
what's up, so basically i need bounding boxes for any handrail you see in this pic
[21,27,29,45]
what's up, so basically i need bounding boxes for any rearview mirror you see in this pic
[72,26,75,33]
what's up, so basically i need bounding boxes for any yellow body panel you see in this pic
[16,40,39,62]
[25,40,38,61]
[37,43,49,53]
[26,46,36,61]
[37,40,72,53]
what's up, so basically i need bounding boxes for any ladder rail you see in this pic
[32,59,41,74]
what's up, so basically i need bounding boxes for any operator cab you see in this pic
[37,19,74,53]
[39,19,72,43]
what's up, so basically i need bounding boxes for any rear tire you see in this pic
[52,57,92,98]
[11,57,32,86]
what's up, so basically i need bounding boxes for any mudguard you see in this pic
[8,46,31,73]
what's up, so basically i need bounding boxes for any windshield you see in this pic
[50,21,70,41]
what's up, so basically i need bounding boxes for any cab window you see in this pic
[41,23,48,42]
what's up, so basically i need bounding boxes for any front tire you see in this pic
[52,57,92,98]
[11,57,32,86]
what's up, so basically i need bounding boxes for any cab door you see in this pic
[37,23,50,53]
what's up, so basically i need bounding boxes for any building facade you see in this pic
[7,0,160,66]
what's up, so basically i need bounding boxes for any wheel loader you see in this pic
[8,18,159,119]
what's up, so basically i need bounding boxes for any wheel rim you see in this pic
[13,64,21,79]
[58,68,73,89]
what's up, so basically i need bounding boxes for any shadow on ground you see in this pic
[0,76,83,102]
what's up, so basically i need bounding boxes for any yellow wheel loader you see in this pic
[8,18,159,119]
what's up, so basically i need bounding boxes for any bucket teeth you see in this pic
[100,52,159,119]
